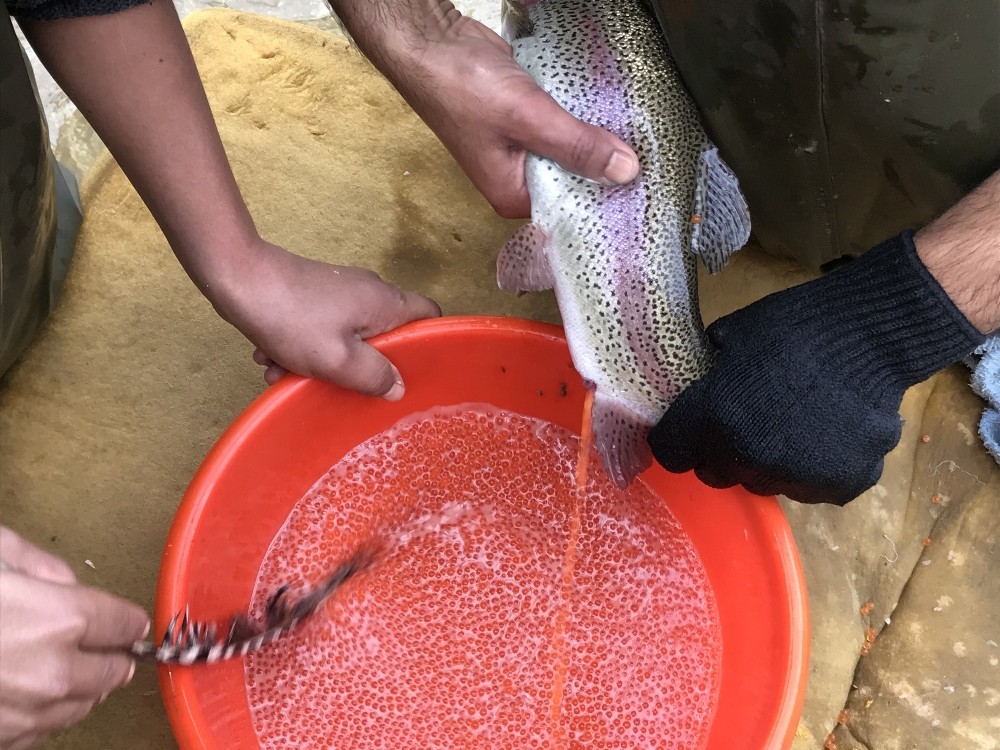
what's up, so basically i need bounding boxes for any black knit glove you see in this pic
[648,231,986,505]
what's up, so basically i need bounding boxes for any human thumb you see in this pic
[521,91,639,186]
[326,338,406,402]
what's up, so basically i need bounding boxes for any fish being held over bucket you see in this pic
[498,0,751,487]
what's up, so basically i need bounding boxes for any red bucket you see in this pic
[155,316,809,749]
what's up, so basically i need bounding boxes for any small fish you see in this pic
[499,0,751,487]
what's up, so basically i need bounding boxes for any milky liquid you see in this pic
[245,404,722,749]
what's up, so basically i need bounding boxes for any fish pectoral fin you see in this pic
[690,145,752,274]
[500,0,534,42]
[497,222,555,294]
[591,393,654,489]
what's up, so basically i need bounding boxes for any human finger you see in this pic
[515,91,639,187]
[321,338,405,401]
[71,587,149,651]
[66,652,135,701]
[0,527,77,585]
[263,364,288,385]
[358,287,442,339]
[8,696,105,744]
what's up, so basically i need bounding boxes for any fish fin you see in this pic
[690,145,752,274]
[500,0,533,42]
[497,222,555,293]
[591,392,653,489]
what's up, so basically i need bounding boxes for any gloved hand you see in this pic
[648,231,987,504]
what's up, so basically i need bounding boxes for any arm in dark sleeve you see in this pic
[6,0,150,21]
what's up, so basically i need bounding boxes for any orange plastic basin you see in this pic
[155,316,809,750]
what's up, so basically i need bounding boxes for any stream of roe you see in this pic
[245,403,722,749]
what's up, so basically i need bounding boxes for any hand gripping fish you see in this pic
[499,0,752,487]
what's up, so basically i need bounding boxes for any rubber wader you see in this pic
[1,5,82,380]
[649,0,1000,271]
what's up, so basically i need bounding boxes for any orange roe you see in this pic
[245,405,723,750]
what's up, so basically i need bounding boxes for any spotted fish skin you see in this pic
[498,0,751,487]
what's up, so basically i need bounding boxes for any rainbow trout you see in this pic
[498,0,752,487]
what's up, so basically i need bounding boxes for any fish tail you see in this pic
[591,392,654,488]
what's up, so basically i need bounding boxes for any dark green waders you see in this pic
[649,0,1000,271]
[1,5,82,380]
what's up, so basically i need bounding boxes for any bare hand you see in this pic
[0,527,149,750]
[355,6,640,218]
[216,239,441,395]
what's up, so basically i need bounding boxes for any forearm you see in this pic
[326,0,469,113]
[327,0,454,68]
[914,170,1000,334]
[19,0,256,304]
